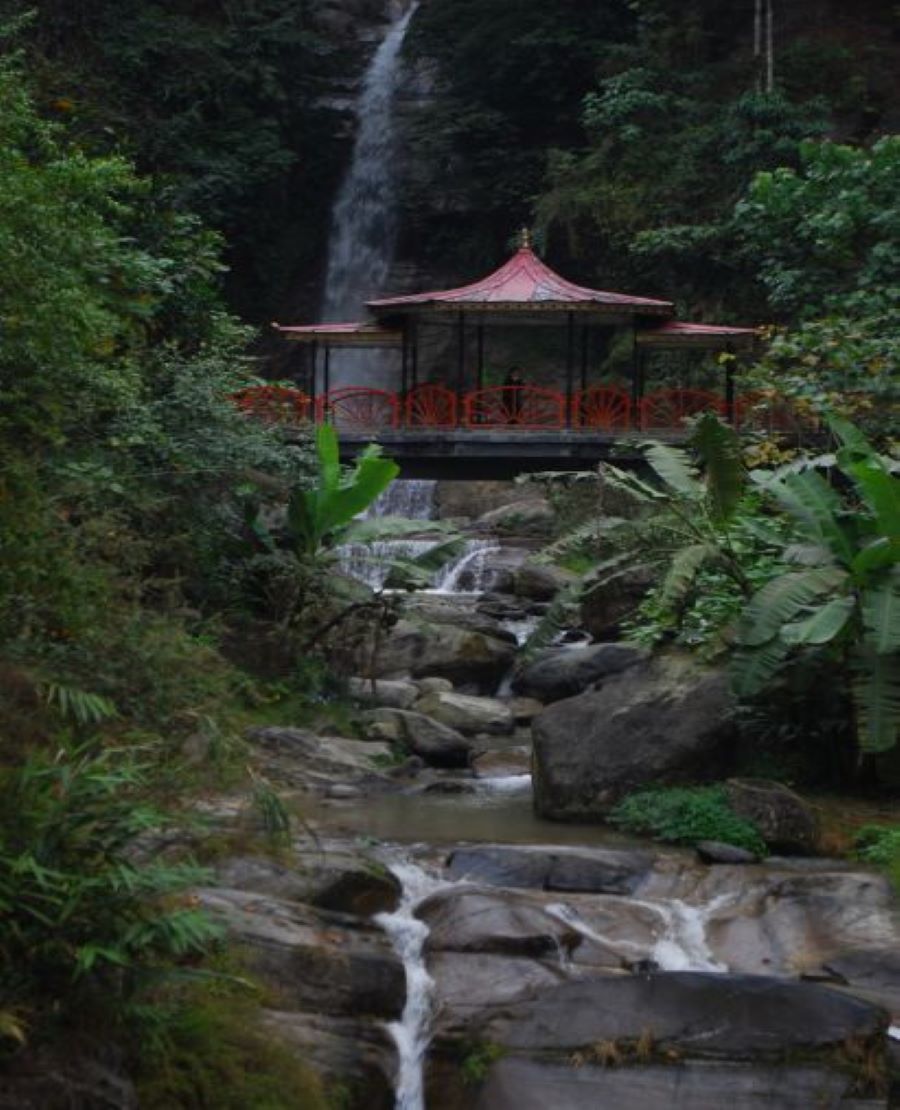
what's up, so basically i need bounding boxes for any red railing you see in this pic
[639,388,724,431]
[575,386,632,430]
[405,384,457,427]
[317,387,400,429]
[463,386,566,429]
[235,385,805,436]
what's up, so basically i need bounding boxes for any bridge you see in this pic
[234,382,802,479]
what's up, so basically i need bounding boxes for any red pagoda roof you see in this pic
[368,245,674,316]
[274,322,402,347]
[637,321,759,347]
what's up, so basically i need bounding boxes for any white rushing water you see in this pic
[547,893,731,973]
[337,479,502,592]
[321,1,419,387]
[374,858,455,1110]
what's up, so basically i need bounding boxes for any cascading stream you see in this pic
[337,479,501,592]
[374,857,457,1110]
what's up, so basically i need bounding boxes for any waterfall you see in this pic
[337,480,502,593]
[321,2,418,388]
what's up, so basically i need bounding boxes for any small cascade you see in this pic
[432,540,501,594]
[547,893,731,973]
[374,857,455,1110]
[369,479,437,521]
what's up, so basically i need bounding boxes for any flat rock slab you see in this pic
[478,973,888,1057]
[427,952,569,1028]
[446,845,654,895]
[419,889,581,958]
[361,708,472,768]
[464,1057,883,1110]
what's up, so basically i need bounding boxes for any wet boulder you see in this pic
[446,846,654,896]
[418,889,580,958]
[372,618,515,692]
[532,653,734,820]
[512,562,578,602]
[413,690,515,736]
[580,561,656,641]
[361,708,472,768]
[725,778,819,855]
[512,643,644,704]
[347,676,420,709]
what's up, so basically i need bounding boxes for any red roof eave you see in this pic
[367,246,673,315]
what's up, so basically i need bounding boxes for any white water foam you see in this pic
[374,858,455,1110]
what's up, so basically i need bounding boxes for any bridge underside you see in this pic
[338,429,662,479]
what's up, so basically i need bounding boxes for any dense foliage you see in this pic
[610,785,767,855]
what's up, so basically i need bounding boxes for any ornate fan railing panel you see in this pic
[574,386,632,430]
[404,385,458,427]
[462,386,566,429]
[639,388,725,431]
[318,388,400,430]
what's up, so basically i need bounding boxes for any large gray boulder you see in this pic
[476,973,887,1056]
[361,707,472,767]
[418,890,581,958]
[532,653,734,819]
[453,1057,880,1110]
[512,642,645,703]
[347,676,420,709]
[196,888,405,1019]
[413,690,514,736]
[475,498,555,537]
[725,778,819,854]
[246,726,394,792]
[372,618,515,691]
[513,562,578,602]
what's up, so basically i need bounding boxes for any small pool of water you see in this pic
[300,778,643,849]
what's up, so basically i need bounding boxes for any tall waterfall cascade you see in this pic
[321,1,418,388]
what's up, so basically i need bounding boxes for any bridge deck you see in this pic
[337,428,683,478]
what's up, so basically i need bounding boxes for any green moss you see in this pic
[609,785,767,855]
[855,825,900,890]
[459,1042,505,1086]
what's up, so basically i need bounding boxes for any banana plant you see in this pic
[286,424,400,557]
[732,417,900,753]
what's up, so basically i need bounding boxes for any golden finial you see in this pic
[519,226,533,250]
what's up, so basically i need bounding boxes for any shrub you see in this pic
[609,785,767,854]
[855,825,900,890]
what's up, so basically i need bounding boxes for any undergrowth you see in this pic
[609,785,767,855]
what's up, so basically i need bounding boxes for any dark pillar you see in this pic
[565,311,575,428]
[456,311,466,425]
[724,344,736,426]
[476,321,486,392]
[411,316,419,390]
[311,340,319,418]
[323,344,331,413]
[401,324,410,400]
[580,324,589,394]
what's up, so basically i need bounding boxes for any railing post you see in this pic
[565,311,575,429]
[456,311,466,426]
[311,340,319,422]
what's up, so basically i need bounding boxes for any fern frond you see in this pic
[736,567,848,647]
[644,443,703,500]
[601,463,667,504]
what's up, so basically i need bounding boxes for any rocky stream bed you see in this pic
[188,480,900,1109]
